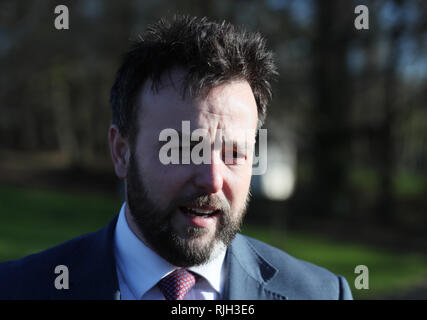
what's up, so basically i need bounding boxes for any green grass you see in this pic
[242,225,427,299]
[0,185,121,261]
[1,184,426,299]
[349,167,426,198]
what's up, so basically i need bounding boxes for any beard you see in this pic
[126,152,250,267]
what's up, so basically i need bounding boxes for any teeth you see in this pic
[191,208,214,214]
[182,207,216,217]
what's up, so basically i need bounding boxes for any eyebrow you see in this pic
[158,129,250,150]
[157,130,200,148]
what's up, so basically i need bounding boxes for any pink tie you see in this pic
[158,269,197,300]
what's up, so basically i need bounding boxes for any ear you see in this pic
[108,124,130,179]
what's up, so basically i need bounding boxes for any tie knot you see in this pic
[158,269,197,300]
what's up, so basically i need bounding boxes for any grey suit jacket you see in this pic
[0,216,353,300]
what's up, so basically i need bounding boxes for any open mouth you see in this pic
[179,206,220,218]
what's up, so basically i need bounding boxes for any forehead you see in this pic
[136,69,258,135]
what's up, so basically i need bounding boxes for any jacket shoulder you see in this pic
[241,234,353,300]
[0,230,101,299]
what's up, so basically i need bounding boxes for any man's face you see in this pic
[125,70,258,267]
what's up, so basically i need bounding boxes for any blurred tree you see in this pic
[0,0,426,233]
[306,0,354,218]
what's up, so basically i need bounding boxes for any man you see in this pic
[0,15,352,300]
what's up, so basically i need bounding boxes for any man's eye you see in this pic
[221,147,246,164]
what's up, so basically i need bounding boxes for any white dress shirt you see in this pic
[113,202,227,300]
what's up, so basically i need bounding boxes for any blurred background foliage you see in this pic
[0,0,426,299]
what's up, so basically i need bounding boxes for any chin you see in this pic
[178,226,216,246]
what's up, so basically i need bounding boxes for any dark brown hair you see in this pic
[110,15,278,140]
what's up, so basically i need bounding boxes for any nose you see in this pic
[192,150,224,194]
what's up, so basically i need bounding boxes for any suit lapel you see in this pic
[76,215,120,299]
[52,215,120,300]
[53,217,287,300]
[222,234,287,300]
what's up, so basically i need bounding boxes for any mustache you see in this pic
[173,193,231,213]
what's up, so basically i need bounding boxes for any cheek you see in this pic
[142,161,192,204]
[225,166,252,214]
[131,144,169,203]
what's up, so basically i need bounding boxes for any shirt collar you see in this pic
[188,243,226,294]
[113,202,226,298]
